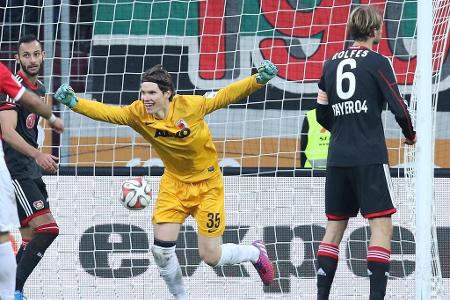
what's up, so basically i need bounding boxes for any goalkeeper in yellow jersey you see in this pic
[54,61,278,299]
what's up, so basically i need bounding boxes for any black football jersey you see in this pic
[0,70,46,179]
[318,45,415,166]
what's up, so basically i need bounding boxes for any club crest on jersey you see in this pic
[33,200,45,210]
[176,119,188,129]
[26,113,37,129]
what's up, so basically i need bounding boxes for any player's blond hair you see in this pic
[348,6,383,41]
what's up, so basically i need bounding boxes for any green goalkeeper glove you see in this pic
[256,60,278,84]
[54,84,78,108]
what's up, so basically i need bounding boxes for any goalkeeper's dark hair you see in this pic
[142,65,175,101]
[17,34,42,52]
[348,5,383,42]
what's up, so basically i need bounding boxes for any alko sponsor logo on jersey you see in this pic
[155,128,191,138]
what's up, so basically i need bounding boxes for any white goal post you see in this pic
[414,0,450,299]
[415,0,433,298]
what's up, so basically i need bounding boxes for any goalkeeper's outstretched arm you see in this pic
[54,84,133,126]
[202,60,278,115]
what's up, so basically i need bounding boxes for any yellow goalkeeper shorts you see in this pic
[152,172,225,237]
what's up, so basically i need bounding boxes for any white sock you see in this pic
[0,241,16,300]
[152,245,187,299]
[216,243,260,266]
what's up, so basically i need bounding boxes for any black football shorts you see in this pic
[11,177,50,226]
[324,164,396,220]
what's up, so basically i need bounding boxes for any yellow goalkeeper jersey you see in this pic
[73,75,263,183]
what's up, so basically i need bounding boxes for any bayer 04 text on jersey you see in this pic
[332,99,368,116]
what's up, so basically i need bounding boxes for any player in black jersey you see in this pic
[0,35,60,300]
[0,63,63,300]
[314,6,416,300]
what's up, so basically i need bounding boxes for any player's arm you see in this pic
[20,90,64,133]
[54,84,134,126]
[300,115,309,168]
[315,62,331,131]
[202,60,278,115]
[0,63,63,133]
[315,89,330,131]
[376,58,416,144]
[0,108,58,173]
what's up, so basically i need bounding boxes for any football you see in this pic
[120,177,152,210]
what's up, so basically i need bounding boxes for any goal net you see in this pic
[1,0,449,299]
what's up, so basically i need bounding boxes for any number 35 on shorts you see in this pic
[207,212,220,232]
[199,212,224,236]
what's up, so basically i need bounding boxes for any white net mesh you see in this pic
[1,0,449,299]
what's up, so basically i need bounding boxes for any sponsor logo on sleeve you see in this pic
[33,200,45,210]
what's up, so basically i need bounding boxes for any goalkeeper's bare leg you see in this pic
[198,234,274,286]
[152,222,275,300]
